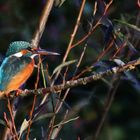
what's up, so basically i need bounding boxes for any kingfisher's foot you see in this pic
[4,92,11,98]
[0,91,7,98]
[15,89,23,96]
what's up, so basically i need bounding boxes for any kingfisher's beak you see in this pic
[32,48,60,56]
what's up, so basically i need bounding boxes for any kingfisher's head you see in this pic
[6,41,31,57]
[6,41,59,57]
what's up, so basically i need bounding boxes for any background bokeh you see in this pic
[0,0,140,140]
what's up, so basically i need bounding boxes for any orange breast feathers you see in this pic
[5,59,34,94]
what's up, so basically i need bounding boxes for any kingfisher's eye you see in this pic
[26,47,32,51]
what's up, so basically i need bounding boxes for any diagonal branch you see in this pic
[31,0,55,48]
[2,57,139,99]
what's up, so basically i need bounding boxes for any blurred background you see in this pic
[0,0,140,140]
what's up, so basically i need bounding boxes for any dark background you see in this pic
[0,0,140,140]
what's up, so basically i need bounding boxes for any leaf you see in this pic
[114,19,140,32]
[113,59,125,66]
[53,116,79,128]
[54,0,66,7]
[114,31,138,54]
[0,119,6,126]
[34,113,55,122]
[51,127,60,139]
[19,119,29,139]
[52,60,77,75]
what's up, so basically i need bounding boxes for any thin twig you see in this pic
[26,56,41,140]
[50,110,69,139]
[47,116,56,140]
[53,116,79,128]
[25,95,37,140]
[63,0,87,62]
[7,99,19,140]
[48,40,88,139]
[52,0,87,84]
[71,0,113,49]
[75,44,87,73]
[47,1,87,138]
[2,112,14,140]
[54,44,88,116]
[71,20,100,49]
[112,40,127,58]
[67,0,114,80]
[24,0,55,138]
[93,74,120,140]
[96,38,114,62]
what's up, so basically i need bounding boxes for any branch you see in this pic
[1,57,140,99]
[71,0,113,49]
[93,74,120,140]
[52,0,87,84]
[31,0,55,48]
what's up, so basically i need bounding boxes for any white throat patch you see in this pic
[13,52,23,57]
[12,52,38,58]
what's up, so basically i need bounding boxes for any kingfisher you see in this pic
[0,41,59,97]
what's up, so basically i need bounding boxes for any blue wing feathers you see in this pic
[0,56,32,91]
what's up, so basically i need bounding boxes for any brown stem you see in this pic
[1,57,140,99]
[25,95,37,140]
[93,75,120,140]
[62,0,87,62]
[47,40,88,139]
[26,56,41,140]
[47,1,87,138]
[50,110,69,139]
[31,0,55,48]
[71,0,113,49]
[52,0,87,84]
[2,112,14,140]
[96,38,114,62]
[7,99,19,140]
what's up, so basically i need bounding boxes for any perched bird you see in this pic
[0,41,59,97]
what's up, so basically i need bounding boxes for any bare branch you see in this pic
[52,0,87,84]
[2,57,139,99]
[31,0,55,48]
[93,74,120,140]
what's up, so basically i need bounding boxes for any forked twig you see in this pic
[52,0,87,84]
[47,1,87,138]
[71,0,113,49]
